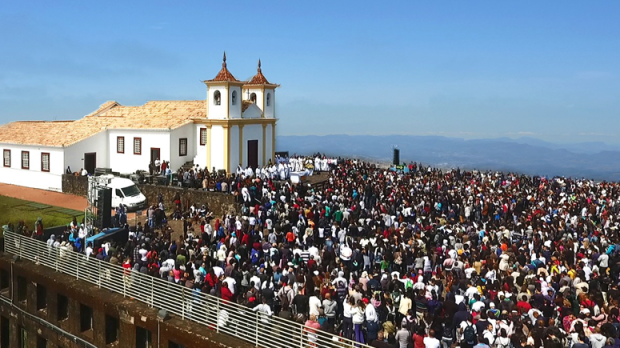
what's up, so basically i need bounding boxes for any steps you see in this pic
[181,160,194,171]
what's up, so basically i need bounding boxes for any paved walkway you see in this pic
[0,183,87,211]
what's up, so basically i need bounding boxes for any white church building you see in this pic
[0,53,278,191]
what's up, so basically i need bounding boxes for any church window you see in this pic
[250,93,257,103]
[179,138,187,156]
[117,136,124,153]
[200,128,207,146]
[213,90,221,105]
[231,90,237,105]
[41,153,50,172]
[21,151,29,169]
[3,149,9,167]
[266,93,271,107]
[133,138,142,155]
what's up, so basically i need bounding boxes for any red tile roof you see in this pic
[208,52,239,82]
[245,59,272,86]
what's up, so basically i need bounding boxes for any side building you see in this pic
[0,251,254,348]
[0,53,278,192]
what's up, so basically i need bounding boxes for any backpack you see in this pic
[279,287,291,308]
[464,323,476,344]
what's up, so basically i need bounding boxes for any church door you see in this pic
[247,140,258,169]
[84,153,96,175]
[150,148,160,164]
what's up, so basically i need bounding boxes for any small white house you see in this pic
[0,53,278,192]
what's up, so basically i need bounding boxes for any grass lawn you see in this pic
[0,195,83,230]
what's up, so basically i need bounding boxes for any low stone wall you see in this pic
[61,175,239,216]
[62,174,88,196]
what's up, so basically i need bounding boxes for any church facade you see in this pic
[0,53,278,191]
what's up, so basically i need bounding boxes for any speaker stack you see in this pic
[95,188,112,229]
[393,148,400,166]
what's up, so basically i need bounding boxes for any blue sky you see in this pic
[1,1,619,143]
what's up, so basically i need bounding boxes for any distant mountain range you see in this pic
[277,135,620,181]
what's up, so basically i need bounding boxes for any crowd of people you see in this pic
[31,159,620,348]
[144,154,336,191]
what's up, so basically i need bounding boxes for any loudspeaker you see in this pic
[157,309,170,321]
[96,188,112,229]
[393,148,400,165]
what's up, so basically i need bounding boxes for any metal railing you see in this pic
[3,232,371,348]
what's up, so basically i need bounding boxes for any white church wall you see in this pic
[0,143,64,191]
[243,88,264,111]
[194,125,208,168]
[265,124,274,164]
[107,130,170,173]
[242,104,262,119]
[65,131,108,174]
[169,124,195,171]
[207,85,229,120]
[229,125,239,169]
[264,89,275,118]
[229,86,242,119]
[210,125,224,170]
[242,124,263,166]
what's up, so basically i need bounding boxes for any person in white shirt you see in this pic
[482,323,495,346]
[249,274,261,291]
[471,299,486,313]
[212,265,225,278]
[85,242,93,260]
[252,298,272,324]
[308,291,322,317]
[78,225,87,239]
[598,253,609,271]
[424,329,441,348]
[465,283,480,300]
[160,257,176,277]
[224,276,236,294]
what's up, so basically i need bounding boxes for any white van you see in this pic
[90,175,147,211]
[107,177,147,211]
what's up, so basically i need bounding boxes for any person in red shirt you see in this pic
[286,231,295,244]
[122,257,132,288]
[516,295,532,314]
[221,281,233,302]
[412,327,426,348]
[122,257,132,274]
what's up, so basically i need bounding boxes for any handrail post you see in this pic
[216,298,220,333]
[18,235,22,259]
[76,254,80,280]
[181,288,185,320]
[255,311,260,347]
[97,261,101,288]
[300,324,304,348]
[150,277,154,308]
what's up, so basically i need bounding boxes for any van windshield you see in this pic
[121,185,141,197]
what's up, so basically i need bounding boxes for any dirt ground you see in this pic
[0,183,87,211]
[0,183,141,221]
